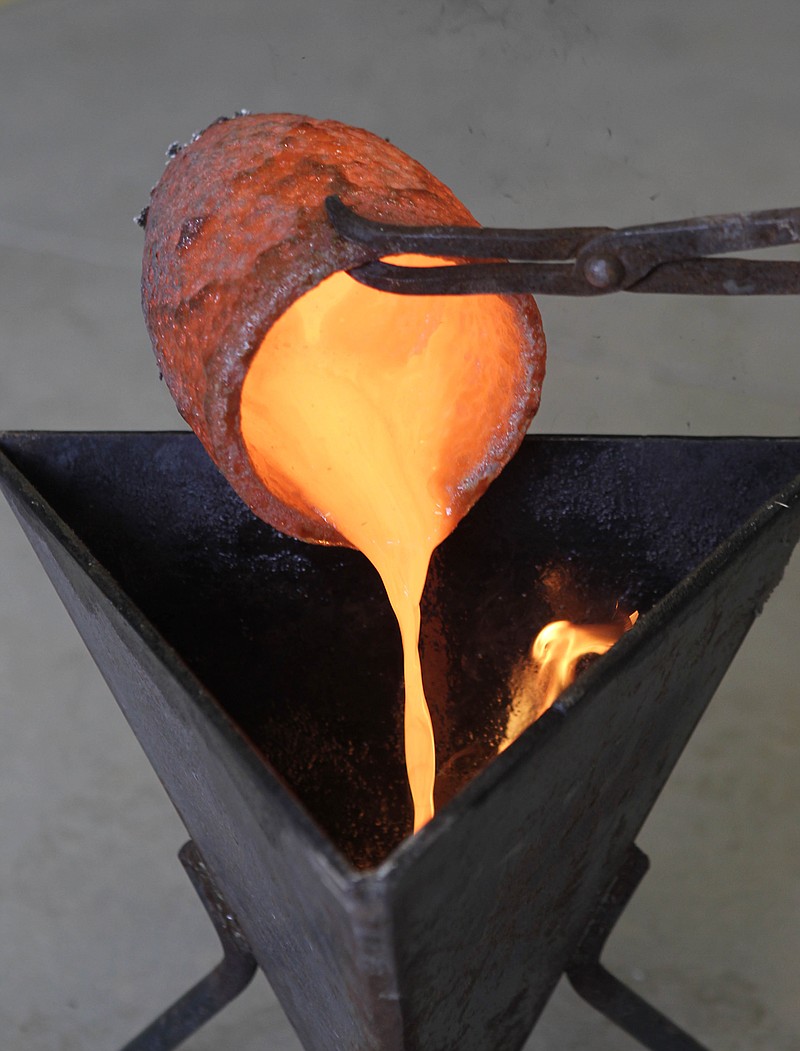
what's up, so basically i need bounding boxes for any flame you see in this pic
[240,255,530,832]
[498,610,638,753]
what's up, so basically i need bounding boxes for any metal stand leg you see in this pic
[565,845,712,1051]
[118,841,258,1051]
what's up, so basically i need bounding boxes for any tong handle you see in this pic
[581,207,800,290]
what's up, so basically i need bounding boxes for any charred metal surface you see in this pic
[0,431,405,1051]
[1,432,799,1051]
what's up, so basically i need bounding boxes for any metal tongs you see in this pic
[326,196,800,296]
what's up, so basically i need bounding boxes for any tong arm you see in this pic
[325,194,610,262]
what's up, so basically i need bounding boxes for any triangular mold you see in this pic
[1,431,799,1051]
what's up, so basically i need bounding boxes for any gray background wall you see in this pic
[0,2,797,1048]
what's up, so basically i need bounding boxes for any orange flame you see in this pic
[498,610,638,753]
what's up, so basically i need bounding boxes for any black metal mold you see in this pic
[1,432,799,1051]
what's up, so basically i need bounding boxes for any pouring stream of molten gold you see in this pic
[240,256,524,832]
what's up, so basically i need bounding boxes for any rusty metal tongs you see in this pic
[326,196,800,296]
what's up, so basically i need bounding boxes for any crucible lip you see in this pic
[1,429,798,883]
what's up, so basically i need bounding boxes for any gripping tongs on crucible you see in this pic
[326,197,800,296]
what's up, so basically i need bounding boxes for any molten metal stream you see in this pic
[240,256,525,832]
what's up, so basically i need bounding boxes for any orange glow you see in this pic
[499,611,638,753]
[240,255,530,832]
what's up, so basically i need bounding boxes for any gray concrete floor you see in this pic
[0,1,798,1048]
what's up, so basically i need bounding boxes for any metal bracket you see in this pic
[118,841,258,1051]
[566,844,712,1051]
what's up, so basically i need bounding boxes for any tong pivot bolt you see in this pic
[582,253,625,291]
